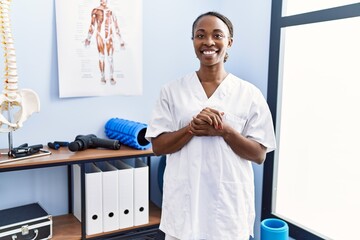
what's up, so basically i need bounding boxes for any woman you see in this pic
[146,12,276,240]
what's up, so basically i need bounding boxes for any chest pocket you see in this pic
[223,112,247,134]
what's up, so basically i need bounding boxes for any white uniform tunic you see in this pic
[146,72,276,240]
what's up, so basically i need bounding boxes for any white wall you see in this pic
[0,0,271,239]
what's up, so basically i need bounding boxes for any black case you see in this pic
[0,203,52,240]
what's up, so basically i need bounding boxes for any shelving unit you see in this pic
[0,146,160,240]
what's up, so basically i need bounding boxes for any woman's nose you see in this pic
[203,36,215,46]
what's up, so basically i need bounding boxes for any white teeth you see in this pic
[203,50,216,55]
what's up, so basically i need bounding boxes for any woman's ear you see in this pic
[228,37,233,48]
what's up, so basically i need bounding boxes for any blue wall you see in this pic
[0,0,271,239]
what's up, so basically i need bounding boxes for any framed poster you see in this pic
[55,0,142,97]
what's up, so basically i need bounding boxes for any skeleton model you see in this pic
[0,0,40,137]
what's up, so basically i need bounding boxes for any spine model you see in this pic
[0,0,40,133]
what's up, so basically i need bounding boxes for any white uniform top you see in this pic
[146,72,276,240]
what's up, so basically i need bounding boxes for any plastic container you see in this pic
[105,118,151,150]
[261,218,289,240]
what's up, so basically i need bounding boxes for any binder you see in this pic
[123,158,149,226]
[111,160,134,229]
[72,163,103,235]
[95,162,119,232]
[85,163,103,235]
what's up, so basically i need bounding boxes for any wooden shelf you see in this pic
[52,214,81,240]
[0,146,153,171]
[52,202,161,240]
[0,146,159,239]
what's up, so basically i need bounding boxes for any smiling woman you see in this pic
[146,11,276,240]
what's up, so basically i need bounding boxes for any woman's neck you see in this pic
[196,67,229,98]
[196,66,228,83]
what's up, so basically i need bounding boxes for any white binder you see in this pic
[123,158,149,226]
[84,163,103,235]
[111,160,134,229]
[95,162,119,232]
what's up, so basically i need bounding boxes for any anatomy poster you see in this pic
[55,0,142,98]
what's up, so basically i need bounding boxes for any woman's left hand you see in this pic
[189,107,225,136]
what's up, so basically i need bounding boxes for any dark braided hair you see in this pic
[191,12,234,62]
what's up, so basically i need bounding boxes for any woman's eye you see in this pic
[214,34,224,39]
[195,34,204,39]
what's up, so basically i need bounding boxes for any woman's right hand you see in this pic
[189,107,224,136]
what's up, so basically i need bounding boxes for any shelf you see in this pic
[0,146,154,172]
[52,202,161,240]
[52,214,81,240]
[0,146,159,239]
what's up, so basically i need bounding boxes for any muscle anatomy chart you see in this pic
[55,0,143,97]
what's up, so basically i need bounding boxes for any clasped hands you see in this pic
[188,107,225,136]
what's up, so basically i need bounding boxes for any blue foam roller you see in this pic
[261,218,289,240]
[105,118,151,150]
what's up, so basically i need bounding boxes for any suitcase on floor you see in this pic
[0,203,52,240]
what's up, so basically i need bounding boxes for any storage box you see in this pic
[0,203,52,240]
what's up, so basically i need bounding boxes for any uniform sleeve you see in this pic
[243,89,276,153]
[145,86,175,141]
